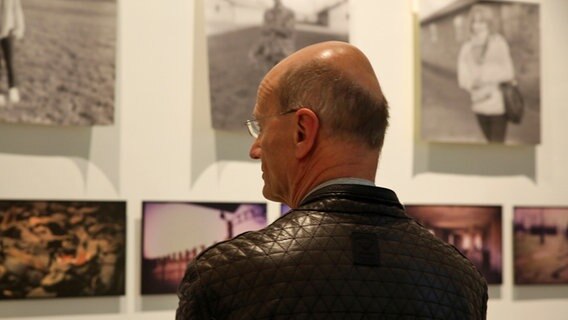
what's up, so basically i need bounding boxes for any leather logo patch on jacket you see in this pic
[351,232,380,266]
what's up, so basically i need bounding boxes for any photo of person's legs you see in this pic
[1,36,20,105]
[476,114,507,143]
[0,38,6,107]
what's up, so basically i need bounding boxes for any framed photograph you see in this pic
[405,204,502,284]
[0,200,126,299]
[141,201,267,294]
[419,0,540,144]
[514,207,568,285]
[205,0,349,130]
[0,0,117,126]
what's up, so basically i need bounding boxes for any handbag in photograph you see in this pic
[500,81,524,124]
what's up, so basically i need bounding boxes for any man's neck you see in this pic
[285,137,380,208]
[299,177,375,204]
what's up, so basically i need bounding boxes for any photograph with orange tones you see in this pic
[0,200,126,299]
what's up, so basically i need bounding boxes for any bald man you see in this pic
[176,41,488,319]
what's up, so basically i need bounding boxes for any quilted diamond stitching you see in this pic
[176,186,487,320]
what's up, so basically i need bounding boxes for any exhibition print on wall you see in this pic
[419,0,540,144]
[142,201,267,294]
[514,207,568,285]
[205,0,349,130]
[405,205,502,284]
[0,200,126,299]
[0,0,116,126]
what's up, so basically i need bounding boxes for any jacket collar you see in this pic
[299,184,404,210]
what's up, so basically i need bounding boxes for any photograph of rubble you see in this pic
[0,200,126,299]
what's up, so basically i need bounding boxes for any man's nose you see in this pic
[249,139,261,159]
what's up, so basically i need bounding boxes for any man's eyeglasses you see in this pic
[245,108,299,138]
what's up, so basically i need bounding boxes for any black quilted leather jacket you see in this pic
[176,184,488,319]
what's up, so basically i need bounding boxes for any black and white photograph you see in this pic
[514,207,568,285]
[141,201,267,294]
[205,0,349,130]
[0,0,117,126]
[419,0,540,144]
[0,200,126,299]
[406,204,502,284]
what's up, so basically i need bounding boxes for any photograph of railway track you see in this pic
[141,201,267,294]
[514,207,568,285]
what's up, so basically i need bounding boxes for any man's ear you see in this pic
[294,108,319,159]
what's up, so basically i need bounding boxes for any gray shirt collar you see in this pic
[300,177,376,204]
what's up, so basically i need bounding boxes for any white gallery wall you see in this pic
[0,0,567,319]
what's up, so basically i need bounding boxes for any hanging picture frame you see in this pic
[141,201,267,294]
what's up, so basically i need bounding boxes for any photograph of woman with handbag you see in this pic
[457,4,515,143]
[420,1,540,145]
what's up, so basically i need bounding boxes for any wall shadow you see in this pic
[0,123,92,191]
[513,285,568,300]
[0,120,121,193]
[189,0,215,187]
[488,285,502,300]
[0,296,121,318]
[190,0,254,187]
[413,142,536,179]
[0,124,92,157]
[214,130,254,161]
[140,294,178,312]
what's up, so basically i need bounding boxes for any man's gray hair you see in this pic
[277,60,389,150]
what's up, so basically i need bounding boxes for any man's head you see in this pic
[468,5,496,38]
[248,41,389,206]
